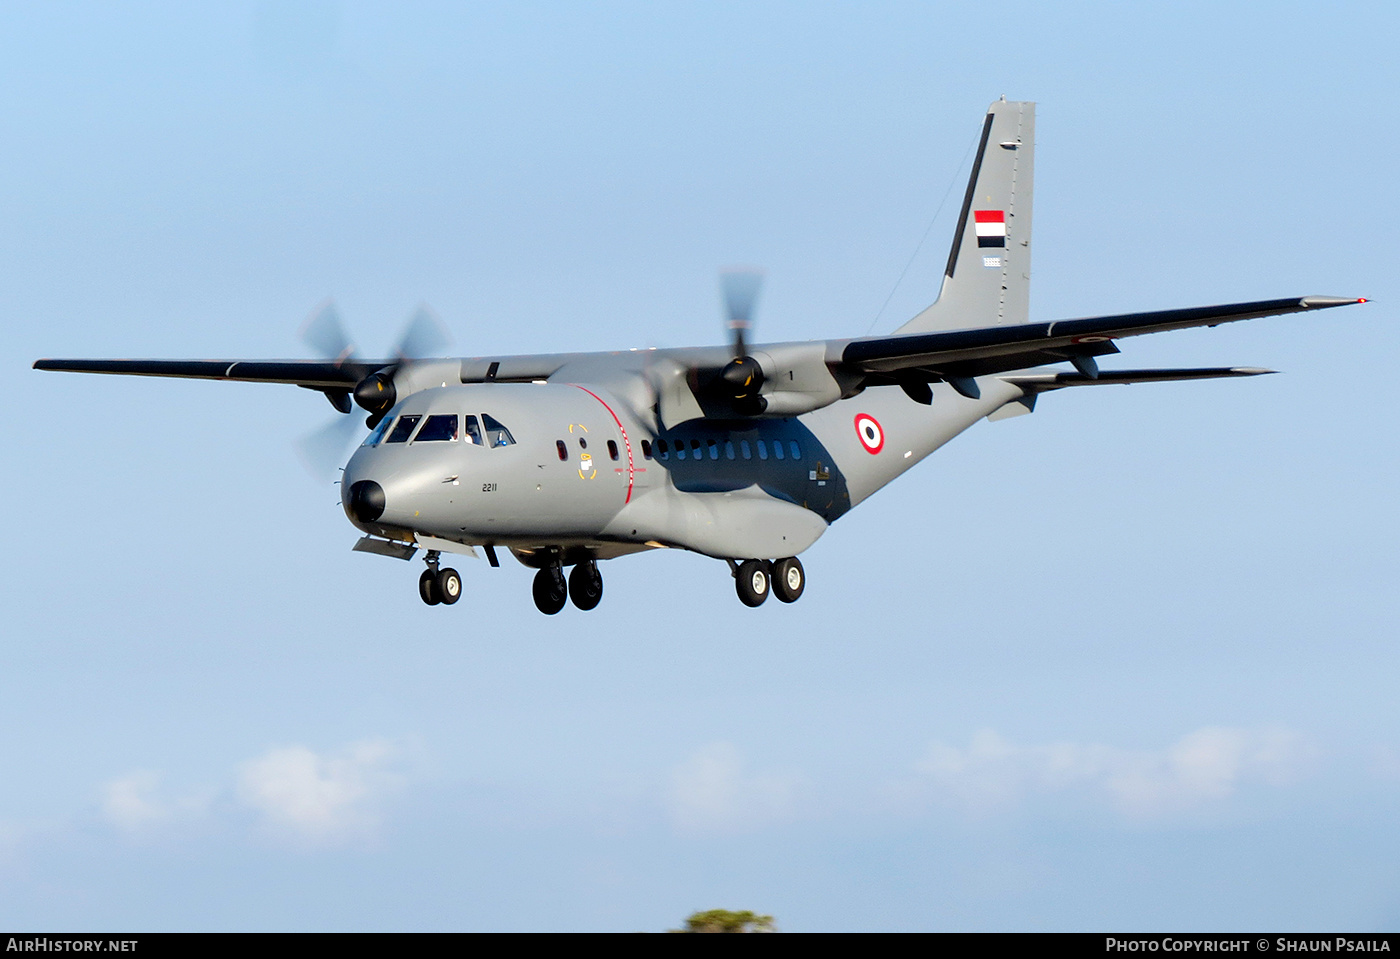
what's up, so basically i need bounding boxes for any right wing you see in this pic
[31,358,386,390]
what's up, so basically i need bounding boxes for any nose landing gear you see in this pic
[417,550,461,606]
[568,559,604,611]
[531,562,568,615]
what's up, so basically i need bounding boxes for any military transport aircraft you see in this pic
[34,99,1365,614]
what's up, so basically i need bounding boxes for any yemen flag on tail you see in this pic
[974,210,1006,248]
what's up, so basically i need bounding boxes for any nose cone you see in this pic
[345,480,386,524]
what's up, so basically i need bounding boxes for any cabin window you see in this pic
[724,440,735,460]
[773,440,785,460]
[640,439,653,459]
[481,414,515,447]
[556,440,568,461]
[463,415,484,446]
[607,440,619,461]
[414,414,459,442]
[691,439,702,457]
[707,439,718,460]
[385,415,420,444]
[740,439,752,460]
[657,438,669,459]
[789,441,801,460]
[675,442,686,461]
[756,439,768,460]
[363,416,394,447]
[577,437,587,449]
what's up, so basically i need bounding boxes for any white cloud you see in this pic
[911,726,1315,819]
[100,771,169,831]
[99,770,209,834]
[668,742,803,834]
[236,738,403,844]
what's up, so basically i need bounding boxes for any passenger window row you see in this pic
[363,413,516,448]
[646,436,802,462]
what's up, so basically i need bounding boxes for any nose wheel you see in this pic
[532,563,568,615]
[568,559,604,610]
[417,551,461,606]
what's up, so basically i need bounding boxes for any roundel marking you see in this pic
[854,413,884,454]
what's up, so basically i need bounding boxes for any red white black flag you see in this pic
[974,210,1006,248]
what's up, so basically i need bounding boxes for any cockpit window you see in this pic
[414,414,459,442]
[362,416,394,447]
[481,413,515,447]
[463,415,484,446]
[385,415,420,444]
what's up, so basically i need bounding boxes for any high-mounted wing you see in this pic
[839,296,1364,398]
[30,358,382,389]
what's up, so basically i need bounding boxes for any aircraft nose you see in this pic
[345,480,386,524]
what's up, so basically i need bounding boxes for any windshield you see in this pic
[463,415,484,446]
[385,415,420,443]
[481,413,515,447]
[414,413,459,442]
[362,416,393,447]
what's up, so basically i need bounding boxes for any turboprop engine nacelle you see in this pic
[354,359,464,424]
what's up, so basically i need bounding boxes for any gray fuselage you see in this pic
[340,373,1024,565]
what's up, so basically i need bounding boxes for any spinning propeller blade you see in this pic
[720,269,764,357]
[717,269,766,410]
[297,413,362,482]
[300,299,358,367]
[394,303,452,363]
[297,299,454,480]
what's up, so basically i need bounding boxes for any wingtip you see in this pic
[1230,367,1277,376]
[1299,296,1368,309]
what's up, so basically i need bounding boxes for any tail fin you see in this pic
[897,99,1035,334]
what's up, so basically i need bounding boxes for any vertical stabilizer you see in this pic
[897,99,1035,334]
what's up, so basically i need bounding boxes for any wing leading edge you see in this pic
[30,358,385,389]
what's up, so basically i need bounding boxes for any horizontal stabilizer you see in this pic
[1002,367,1275,393]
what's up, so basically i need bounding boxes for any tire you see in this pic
[772,557,804,603]
[568,560,603,611]
[437,567,462,605]
[735,559,770,608]
[532,565,567,615]
[419,569,441,606]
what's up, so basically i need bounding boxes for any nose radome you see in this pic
[346,480,386,523]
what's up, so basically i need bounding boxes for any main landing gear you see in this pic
[417,550,462,606]
[531,558,604,615]
[731,556,804,607]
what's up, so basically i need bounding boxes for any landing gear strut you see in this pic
[568,559,603,611]
[418,550,461,606]
[532,562,567,615]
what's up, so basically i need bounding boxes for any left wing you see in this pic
[840,296,1365,385]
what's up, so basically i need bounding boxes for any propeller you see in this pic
[717,269,766,413]
[296,300,453,480]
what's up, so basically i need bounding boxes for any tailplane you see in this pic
[897,99,1035,334]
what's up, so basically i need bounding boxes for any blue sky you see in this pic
[3,0,1398,931]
